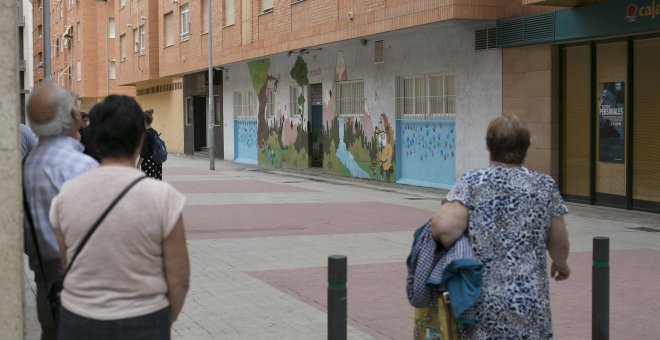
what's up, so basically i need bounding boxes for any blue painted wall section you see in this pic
[235,119,258,164]
[397,118,456,189]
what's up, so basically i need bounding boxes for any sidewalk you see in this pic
[24,155,660,339]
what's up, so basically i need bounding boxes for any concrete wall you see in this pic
[0,1,24,337]
[224,20,502,183]
[136,79,185,154]
[502,44,559,179]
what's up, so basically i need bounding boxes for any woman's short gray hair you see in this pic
[28,82,76,137]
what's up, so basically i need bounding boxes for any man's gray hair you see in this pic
[27,81,76,137]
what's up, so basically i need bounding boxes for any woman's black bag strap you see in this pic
[65,175,148,276]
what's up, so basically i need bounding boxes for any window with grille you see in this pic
[261,0,273,13]
[164,12,173,46]
[289,86,299,116]
[396,74,455,119]
[109,18,115,38]
[224,0,235,26]
[76,22,79,42]
[109,61,116,79]
[180,4,190,40]
[474,28,497,51]
[139,25,145,53]
[120,34,126,61]
[185,97,193,126]
[234,91,257,118]
[133,29,139,52]
[265,88,275,118]
[202,0,209,34]
[335,80,365,117]
[76,61,81,80]
[55,36,60,56]
[120,0,126,8]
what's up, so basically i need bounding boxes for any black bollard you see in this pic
[328,255,347,340]
[592,237,609,340]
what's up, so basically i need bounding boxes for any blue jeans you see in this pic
[58,306,170,340]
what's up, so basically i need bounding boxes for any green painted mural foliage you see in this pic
[247,59,279,150]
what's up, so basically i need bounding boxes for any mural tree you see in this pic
[248,59,279,149]
[290,56,309,118]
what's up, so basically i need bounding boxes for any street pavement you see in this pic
[24,154,660,339]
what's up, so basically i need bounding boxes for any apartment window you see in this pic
[133,28,139,52]
[139,25,145,53]
[261,0,273,13]
[224,0,235,26]
[240,0,251,44]
[265,88,274,118]
[289,86,299,116]
[37,25,42,39]
[335,80,365,117]
[120,0,126,8]
[76,60,81,81]
[180,4,190,41]
[38,52,43,63]
[185,97,193,126]
[202,0,209,34]
[119,34,126,61]
[395,74,456,118]
[37,0,42,10]
[55,36,60,56]
[233,91,257,118]
[109,61,116,79]
[164,12,174,46]
[108,18,116,38]
[59,3,63,18]
[76,22,80,42]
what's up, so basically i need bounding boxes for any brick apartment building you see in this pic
[32,0,134,112]
[39,0,659,211]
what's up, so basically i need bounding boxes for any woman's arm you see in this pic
[163,215,190,323]
[431,201,468,249]
[547,216,570,281]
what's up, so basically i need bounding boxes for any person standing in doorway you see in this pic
[138,109,163,180]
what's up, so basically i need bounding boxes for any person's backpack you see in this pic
[151,132,168,163]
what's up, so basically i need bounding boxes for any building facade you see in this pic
[19,0,33,124]
[32,0,134,111]
[499,0,660,212]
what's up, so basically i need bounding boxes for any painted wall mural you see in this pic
[399,118,456,187]
[320,51,396,183]
[248,57,310,170]
[235,119,258,163]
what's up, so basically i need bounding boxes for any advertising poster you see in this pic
[598,81,625,163]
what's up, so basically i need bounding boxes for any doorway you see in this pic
[193,96,207,152]
[309,84,323,168]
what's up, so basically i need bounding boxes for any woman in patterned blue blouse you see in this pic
[431,114,571,339]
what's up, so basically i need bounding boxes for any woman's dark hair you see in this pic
[89,95,145,159]
[486,114,531,165]
[144,110,153,125]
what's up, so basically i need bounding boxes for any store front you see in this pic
[499,0,660,212]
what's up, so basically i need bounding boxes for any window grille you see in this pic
[396,73,456,119]
[164,12,174,46]
[234,91,257,118]
[76,22,79,42]
[289,86,299,116]
[133,29,139,52]
[76,61,81,80]
[120,34,126,60]
[109,18,115,38]
[265,88,275,118]
[374,40,384,63]
[335,80,365,117]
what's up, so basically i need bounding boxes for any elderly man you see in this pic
[23,81,98,339]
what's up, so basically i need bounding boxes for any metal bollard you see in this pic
[328,255,347,340]
[592,237,609,340]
